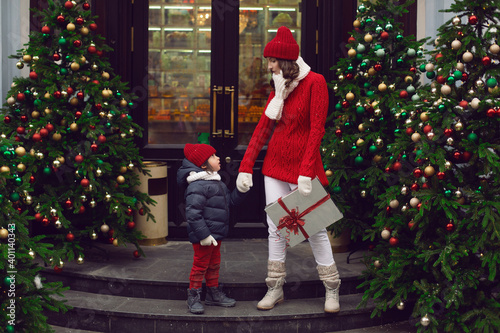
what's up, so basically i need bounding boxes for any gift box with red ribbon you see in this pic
[264,178,343,247]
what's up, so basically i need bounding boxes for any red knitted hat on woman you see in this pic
[184,143,216,167]
[263,26,299,61]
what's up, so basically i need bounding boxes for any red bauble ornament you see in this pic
[77,91,84,99]
[80,178,90,187]
[89,23,98,31]
[421,183,430,189]
[487,108,496,117]
[437,171,446,180]
[413,168,423,178]
[380,31,389,40]
[89,125,96,130]
[41,218,50,226]
[417,203,422,210]
[444,128,453,137]
[75,111,82,119]
[374,63,382,71]
[79,206,86,214]
[384,167,391,173]
[98,135,106,143]
[75,155,84,163]
[54,266,63,273]
[4,116,11,124]
[389,237,399,246]
[30,175,35,183]
[127,221,136,229]
[435,53,443,61]
[83,2,91,10]
[342,101,349,108]
[399,90,408,98]
[461,73,468,81]
[408,221,415,229]
[92,80,100,85]
[53,53,61,61]
[95,103,102,110]
[446,222,455,231]
[17,93,25,101]
[39,128,49,137]
[126,208,133,216]
[87,45,96,53]
[436,75,445,84]
[32,133,42,142]
[46,123,54,132]
[35,213,43,222]
[423,125,433,134]
[392,161,402,171]
[20,115,28,123]
[347,36,355,44]
[459,100,468,108]
[469,15,478,24]
[76,17,84,25]
[453,151,462,160]
[29,71,38,80]
[66,232,75,242]
[73,40,82,47]
[57,15,65,23]
[108,229,114,237]
[16,127,25,134]
[91,143,98,152]
[14,136,21,142]
[67,87,74,94]
[64,1,74,9]
[409,67,416,73]
[335,129,342,137]
[405,127,414,135]
[133,250,140,258]
[139,208,145,215]
[53,91,62,98]
[96,50,104,57]
[345,73,354,80]
[51,216,59,223]
[410,183,419,192]
[41,26,51,34]
[462,151,472,162]
[482,56,491,66]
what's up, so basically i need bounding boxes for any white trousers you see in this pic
[264,176,335,266]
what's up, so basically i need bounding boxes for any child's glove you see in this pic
[200,235,218,246]
[236,172,252,193]
[297,176,312,196]
[265,71,288,120]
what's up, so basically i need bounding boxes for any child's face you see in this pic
[206,154,221,172]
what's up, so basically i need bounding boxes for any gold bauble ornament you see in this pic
[70,122,79,132]
[17,163,26,172]
[347,48,357,58]
[389,199,399,209]
[420,112,429,121]
[373,260,382,268]
[70,97,79,106]
[90,231,98,240]
[54,220,62,229]
[77,255,85,264]
[375,137,384,147]
[102,71,110,80]
[0,166,10,174]
[52,132,62,141]
[117,175,126,184]
[28,249,36,259]
[80,27,89,35]
[0,228,9,239]
[378,83,387,92]
[79,55,86,64]
[70,62,80,71]
[353,19,361,28]
[356,138,365,146]
[346,92,355,101]
[120,99,128,107]
[358,123,366,132]
[31,110,40,118]
[15,147,26,156]
[368,67,376,76]
[364,34,373,43]
[113,238,119,247]
[360,190,367,198]
[102,89,111,98]
[404,76,413,83]
[23,54,32,62]
[91,63,99,71]
[67,22,76,31]
[44,107,52,114]
[16,61,24,69]
[120,166,128,173]
[100,224,110,233]
[411,132,421,142]
[454,121,463,131]
[325,170,333,177]
[424,165,435,176]
[397,301,405,310]
[52,160,61,168]
[373,155,382,163]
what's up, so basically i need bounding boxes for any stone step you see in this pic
[48,290,411,333]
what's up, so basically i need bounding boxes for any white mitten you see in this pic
[265,71,288,120]
[200,235,218,246]
[297,176,312,196]
[236,172,253,193]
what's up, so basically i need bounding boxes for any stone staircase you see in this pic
[42,240,411,332]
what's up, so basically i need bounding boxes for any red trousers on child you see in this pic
[189,242,221,289]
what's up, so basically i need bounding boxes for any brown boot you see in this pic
[257,260,286,310]
[317,264,341,313]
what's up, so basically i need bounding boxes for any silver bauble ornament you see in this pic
[420,314,430,327]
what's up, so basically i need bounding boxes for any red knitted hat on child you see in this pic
[263,26,299,61]
[184,143,216,167]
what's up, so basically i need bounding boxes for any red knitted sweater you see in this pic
[239,71,329,186]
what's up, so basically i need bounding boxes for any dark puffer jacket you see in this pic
[177,159,247,244]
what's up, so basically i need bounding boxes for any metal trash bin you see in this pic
[135,161,168,245]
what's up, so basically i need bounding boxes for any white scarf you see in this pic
[265,56,311,120]
[187,171,221,184]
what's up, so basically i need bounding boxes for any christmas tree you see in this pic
[359,0,500,331]
[1,0,155,271]
[322,0,426,242]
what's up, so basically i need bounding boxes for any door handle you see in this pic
[224,86,235,138]
[212,85,223,137]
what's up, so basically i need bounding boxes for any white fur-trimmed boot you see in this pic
[317,264,341,313]
[257,260,286,310]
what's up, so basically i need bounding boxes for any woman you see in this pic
[236,26,340,313]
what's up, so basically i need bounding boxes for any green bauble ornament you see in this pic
[354,156,364,166]
[14,177,22,186]
[358,4,366,12]
[10,192,20,202]
[34,99,42,107]
[396,58,404,66]
[375,26,383,34]
[4,276,12,286]
[453,70,462,79]
[486,77,498,88]
[335,103,342,110]
[369,145,378,154]
[365,18,373,25]
[396,34,403,41]
[444,189,452,198]
[363,82,371,88]
[346,65,355,73]
[97,159,104,165]
[360,62,367,69]
[438,104,446,112]
[58,37,67,45]
[419,64,426,72]
[43,167,51,175]
[355,53,363,61]
[447,76,455,84]
[356,106,365,114]
[366,90,375,97]
[385,23,393,31]
[467,132,478,142]
[426,71,436,79]
[6,325,14,333]
[332,186,342,194]
[60,68,68,75]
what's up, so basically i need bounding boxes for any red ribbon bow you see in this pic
[276,194,331,243]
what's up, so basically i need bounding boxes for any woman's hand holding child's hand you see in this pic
[236,172,252,193]
[200,235,218,246]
